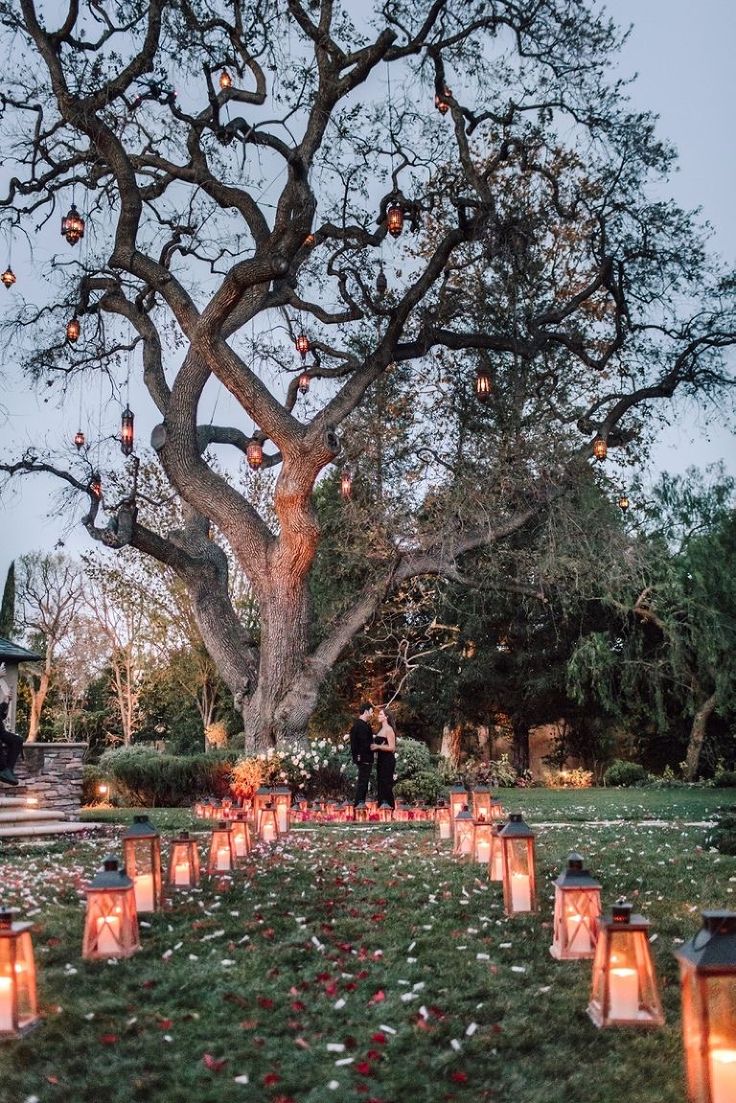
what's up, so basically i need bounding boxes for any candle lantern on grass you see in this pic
[550,852,601,960]
[258,802,279,844]
[499,813,537,915]
[354,802,368,823]
[167,832,200,889]
[230,812,252,860]
[378,801,393,822]
[471,786,492,821]
[272,787,292,834]
[675,910,736,1103]
[365,797,378,819]
[82,857,140,961]
[490,797,505,821]
[453,805,475,858]
[253,786,272,826]
[448,785,468,836]
[435,801,452,842]
[587,900,664,1028]
[0,909,39,1037]
[122,815,163,913]
[488,823,504,881]
[207,822,237,874]
[473,817,494,865]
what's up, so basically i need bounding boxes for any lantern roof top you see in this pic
[448,785,467,793]
[675,911,736,969]
[601,900,650,929]
[271,785,291,794]
[255,785,273,794]
[122,814,159,839]
[554,852,601,890]
[471,785,491,793]
[499,812,535,838]
[0,636,43,663]
[455,805,473,821]
[88,856,133,891]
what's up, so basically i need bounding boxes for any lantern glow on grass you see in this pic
[0,909,39,1038]
[166,832,200,889]
[500,813,538,915]
[676,911,736,1103]
[207,822,237,874]
[551,852,601,960]
[82,857,140,961]
[122,815,163,913]
[587,901,664,1028]
[453,805,475,858]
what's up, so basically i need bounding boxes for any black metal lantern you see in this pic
[74,430,85,450]
[120,406,134,456]
[219,70,232,90]
[295,333,310,360]
[88,472,102,499]
[61,203,85,246]
[593,436,608,461]
[1,266,16,289]
[298,371,311,396]
[474,367,492,403]
[66,317,81,343]
[339,470,353,500]
[376,266,388,297]
[618,491,629,513]
[386,202,404,238]
[246,439,263,470]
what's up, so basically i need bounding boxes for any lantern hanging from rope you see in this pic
[120,406,134,456]
[298,371,311,396]
[74,430,85,450]
[219,70,232,90]
[1,266,15,289]
[435,88,451,114]
[618,491,629,512]
[376,265,388,297]
[386,202,405,239]
[295,333,310,361]
[61,203,85,246]
[246,439,264,470]
[88,472,102,499]
[475,367,492,403]
[66,317,81,343]
[339,470,353,500]
[593,436,607,461]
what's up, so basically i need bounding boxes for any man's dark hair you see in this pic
[358,702,373,715]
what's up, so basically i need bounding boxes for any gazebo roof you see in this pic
[0,637,43,663]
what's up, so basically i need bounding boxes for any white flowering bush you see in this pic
[234,737,354,800]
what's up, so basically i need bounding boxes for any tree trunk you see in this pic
[683,692,717,781]
[511,717,530,774]
[25,670,50,743]
[477,724,491,762]
[439,723,463,764]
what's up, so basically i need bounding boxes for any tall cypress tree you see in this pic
[0,561,15,639]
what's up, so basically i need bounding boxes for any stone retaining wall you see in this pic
[13,743,87,816]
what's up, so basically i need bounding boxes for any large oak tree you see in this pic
[0,0,733,751]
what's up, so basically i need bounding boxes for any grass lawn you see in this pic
[1,793,734,1103]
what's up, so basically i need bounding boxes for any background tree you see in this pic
[0,1,734,751]
[0,561,15,638]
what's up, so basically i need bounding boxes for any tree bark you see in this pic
[25,668,50,743]
[683,692,718,781]
[511,717,530,774]
[477,724,491,763]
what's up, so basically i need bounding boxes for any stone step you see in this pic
[0,796,32,809]
[0,821,95,839]
[0,809,66,824]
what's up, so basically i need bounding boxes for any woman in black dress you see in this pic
[371,707,397,809]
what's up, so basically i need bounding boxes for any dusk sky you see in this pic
[0,0,734,581]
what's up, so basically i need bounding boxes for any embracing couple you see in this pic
[349,701,396,809]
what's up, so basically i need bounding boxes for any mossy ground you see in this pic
[1,793,733,1103]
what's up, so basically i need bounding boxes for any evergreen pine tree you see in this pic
[0,561,15,639]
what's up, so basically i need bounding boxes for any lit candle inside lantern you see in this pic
[566,913,592,954]
[262,822,276,843]
[174,862,190,886]
[491,849,503,880]
[216,847,231,870]
[233,835,247,858]
[96,915,121,955]
[476,840,491,864]
[510,871,531,912]
[277,808,288,834]
[609,967,639,1019]
[0,975,12,1032]
[439,821,451,840]
[711,1049,736,1103]
[134,873,154,912]
[460,833,473,856]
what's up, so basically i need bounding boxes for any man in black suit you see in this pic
[350,702,374,807]
[0,701,22,786]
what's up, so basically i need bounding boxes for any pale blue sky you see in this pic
[0,0,734,580]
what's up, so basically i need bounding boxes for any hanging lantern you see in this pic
[386,202,404,238]
[448,785,468,837]
[434,801,452,842]
[82,856,140,961]
[207,821,237,874]
[592,436,608,461]
[435,88,451,114]
[587,900,665,1028]
[339,470,353,500]
[61,203,85,246]
[219,69,232,90]
[675,911,736,1103]
[303,233,316,248]
[230,812,252,860]
[471,786,492,821]
[462,639,477,659]
[1,266,16,290]
[88,471,102,499]
[618,491,629,513]
[66,316,81,343]
[499,813,538,915]
[121,815,163,913]
[74,430,85,450]
[246,438,263,470]
[474,366,492,403]
[295,333,310,360]
[453,805,475,858]
[488,823,504,881]
[0,908,39,1038]
[120,406,134,457]
[298,371,311,396]
[473,816,494,865]
[272,786,292,834]
[257,801,279,844]
[166,832,200,889]
[376,266,388,297]
[550,852,602,961]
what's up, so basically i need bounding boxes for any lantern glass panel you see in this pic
[0,924,38,1035]
[207,824,236,873]
[434,805,451,841]
[471,788,492,821]
[167,835,200,888]
[258,805,279,843]
[488,826,504,881]
[82,863,140,960]
[453,811,474,857]
[448,789,468,835]
[122,818,163,913]
[588,920,664,1027]
[273,790,291,834]
[680,965,736,1103]
[473,819,493,864]
[231,816,252,859]
[551,886,601,959]
[500,827,538,915]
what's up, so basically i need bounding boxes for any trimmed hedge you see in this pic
[96,746,237,807]
[603,759,651,787]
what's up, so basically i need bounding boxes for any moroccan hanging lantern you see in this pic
[376,266,388,297]
[593,436,608,461]
[475,366,492,403]
[74,430,85,450]
[121,815,163,913]
[82,857,140,960]
[434,801,452,842]
[587,900,665,1028]
[298,370,311,396]
[453,805,475,858]
[1,266,16,289]
[435,88,451,114]
[339,470,353,500]
[88,471,102,499]
[120,406,134,457]
[219,69,232,90]
[550,852,602,961]
[295,333,310,360]
[272,786,292,834]
[499,812,538,915]
[447,785,468,837]
[386,202,404,238]
[66,317,81,343]
[61,202,85,245]
[473,816,494,865]
[675,910,736,1103]
[618,491,629,513]
[257,801,279,844]
[207,821,237,874]
[166,832,200,889]
[0,908,39,1038]
[230,812,252,860]
[471,786,492,821]
[246,438,263,470]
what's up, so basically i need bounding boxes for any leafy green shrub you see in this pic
[713,769,736,787]
[81,765,108,806]
[395,769,444,805]
[459,753,519,788]
[705,806,736,854]
[603,759,652,787]
[98,746,237,806]
[394,738,433,781]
